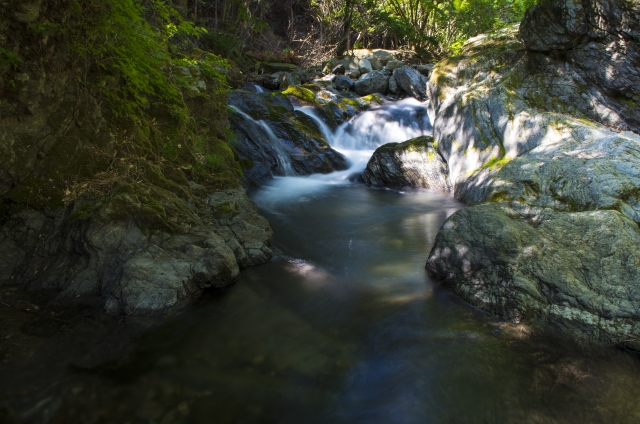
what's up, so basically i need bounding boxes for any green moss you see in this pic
[481,155,512,171]
[283,85,318,105]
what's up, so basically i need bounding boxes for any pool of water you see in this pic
[4,180,640,424]
[3,100,640,423]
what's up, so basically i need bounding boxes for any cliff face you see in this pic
[425,0,640,348]
[0,0,273,315]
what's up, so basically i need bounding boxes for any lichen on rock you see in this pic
[425,0,640,349]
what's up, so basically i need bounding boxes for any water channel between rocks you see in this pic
[3,99,640,423]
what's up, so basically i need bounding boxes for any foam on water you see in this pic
[255,98,432,208]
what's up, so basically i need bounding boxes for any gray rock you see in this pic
[334,75,355,91]
[519,0,588,51]
[372,50,395,65]
[425,15,640,347]
[427,204,640,350]
[229,89,348,186]
[388,75,400,95]
[354,70,388,96]
[358,58,373,74]
[279,72,302,90]
[393,65,427,100]
[367,56,383,71]
[520,0,640,111]
[345,69,361,79]
[413,64,434,77]
[0,189,274,316]
[332,64,346,75]
[385,60,405,72]
[360,136,451,190]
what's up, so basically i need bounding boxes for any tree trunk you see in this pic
[335,0,354,57]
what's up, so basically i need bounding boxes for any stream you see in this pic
[2,99,640,423]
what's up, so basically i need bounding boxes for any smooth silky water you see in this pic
[3,100,640,423]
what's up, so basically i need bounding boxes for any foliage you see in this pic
[71,0,211,120]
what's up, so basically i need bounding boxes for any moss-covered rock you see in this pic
[426,3,640,349]
[360,136,451,190]
[0,0,273,316]
[228,88,348,187]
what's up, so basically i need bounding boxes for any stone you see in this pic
[424,9,640,348]
[393,65,427,100]
[331,64,346,75]
[367,56,383,71]
[360,136,451,190]
[228,89,348,186]
[519,0,588,51]
[354,70,388,96]
[372,50,395,65]
[385,60,405,72]
[279,72,302,90]
[333,75,355,91]
[413,64,434,77]
[345,69,361,79]
[358,58,373,74]
[519,0,640,108]
[427,204,640,350]
[388,75,400,95]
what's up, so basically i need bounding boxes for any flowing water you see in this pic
[3,100,640,423]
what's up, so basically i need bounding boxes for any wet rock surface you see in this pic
[228,89,348,187]
[425,0,640,348]
[360,136,450,190]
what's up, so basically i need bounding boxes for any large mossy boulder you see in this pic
[425,0,640,349]
[360,136,450,190]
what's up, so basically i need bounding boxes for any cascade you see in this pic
[256,99,433,206]
[229,105,295,176]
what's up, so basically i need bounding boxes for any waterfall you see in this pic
[228,105,295,176]
[257,98,433,205]
[332,98,432,151]
[296,98,432,173]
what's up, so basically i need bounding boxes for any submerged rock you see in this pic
[360,136,450,190]
[425,0,640,348]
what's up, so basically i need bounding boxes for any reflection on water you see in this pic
[3,184,640,423]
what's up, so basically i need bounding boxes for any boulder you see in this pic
[388,75,400,95]
[372,50,395,65]
[322,57,339,74]
[413,64,434,77]
[520,0,640,107]
[279,72,303,90]
[345,69,361,79]
[393,65,428,100]
[260,62,302,74]
[358,58,373,74]
[425,9,640,348]
[229,89,348,185]
[354,70,388,96]
[332,64,346,75]
[334,75,355,91]
[360,136,451,190]
[427,204,640,350]
[385,59,405,72]
[367,56,383,71]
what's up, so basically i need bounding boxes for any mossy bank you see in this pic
[0,0,273,315]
